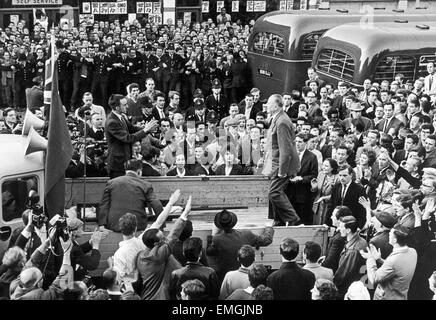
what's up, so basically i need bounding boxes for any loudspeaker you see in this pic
[25,127,47,156]
[22,108,45,136]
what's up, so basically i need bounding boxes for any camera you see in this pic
[26,190,47,228]
[49,214,70,242]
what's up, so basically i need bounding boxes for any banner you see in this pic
[216,1,224,12]
[152,2,161,14]
[108,2,117,14]
[253,1,266,11]
[287,0,294,10]
[82,2,91,13]
[137,2,145,14]
[232,1,239,12]
[91,2,99,14]
[144,2,153,13]
[202,1,209,13]
[246,0,254,12]
[79,14,94,24]
[117,1,127,14]
[100,2,109,14]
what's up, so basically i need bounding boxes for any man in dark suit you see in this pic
[206,210,274,282]
[205,79,229,120]
[325,165,367,229]
[286,133,318,225]
[238,93,262,121]
[98,159,163,232]
[161,43,182,96]
[332,81,351,119]
[375,102,404,137]
[151,92,168,121]
[186,99,209,123]
[25,76,44,109]
[283,91,300,120]
[267,238,315,300]
[265,94,301,226]
[105,94,158,179]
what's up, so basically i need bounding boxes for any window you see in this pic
[2,176,38,222]
[374,56,417,83]
[301,31,324,60]
[316,48,355,81]
[252,32,285,57]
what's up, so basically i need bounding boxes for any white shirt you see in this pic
[225,165,232,176]
[177,168,186,177]
[245,105,252,120]
[113,237,146,283]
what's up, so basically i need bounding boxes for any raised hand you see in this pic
[180,195,192,220]
[168,189,181,206]
[358,196,371,211]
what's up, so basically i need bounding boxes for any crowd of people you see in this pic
[1,12,436,300]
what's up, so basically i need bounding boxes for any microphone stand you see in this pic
[82,117,87,231]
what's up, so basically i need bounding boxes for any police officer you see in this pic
[141,43,159,91]
[126,46,142,88]
[161,43,182,96]
[57,41,73,111]
[205,79,229,121]
[14,53,35,110]
[91,44,112,110]
[113,47,130,95]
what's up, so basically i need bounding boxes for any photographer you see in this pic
[66,217,107,281]
[66,143,107,178]
[9,235,74,300]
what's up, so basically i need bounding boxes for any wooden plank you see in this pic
[82,221,328,277]
[65,176,270,208]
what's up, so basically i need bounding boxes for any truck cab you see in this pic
[0,134,44,259]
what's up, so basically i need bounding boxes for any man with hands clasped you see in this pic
[360,224,417,300]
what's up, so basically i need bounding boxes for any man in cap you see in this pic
[161,42,182,96]
[341,101,374,133]
[113,47,130,95]
[366,210,397,259]
[360,224,417,300]
[56,40,73,111]
[141,43,159,90]
[14,53,35,109]
[126,46,143,87]
[66,216,106,281]
[205,78,229,120]
[206,210,274,282]
[187,99,208,123]
[91,44,113,110]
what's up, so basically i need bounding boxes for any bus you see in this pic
[247,9,436,97]
[312,21,436,88]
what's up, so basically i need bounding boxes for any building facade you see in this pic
[0,0,434,29]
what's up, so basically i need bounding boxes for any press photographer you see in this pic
[66,142,108,178]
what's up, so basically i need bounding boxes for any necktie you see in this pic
[215,95,219,102]
[430,75,433,90]
[120,115,128,128]
[383,118,389,133]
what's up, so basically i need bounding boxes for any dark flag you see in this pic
[44,33,73,218]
